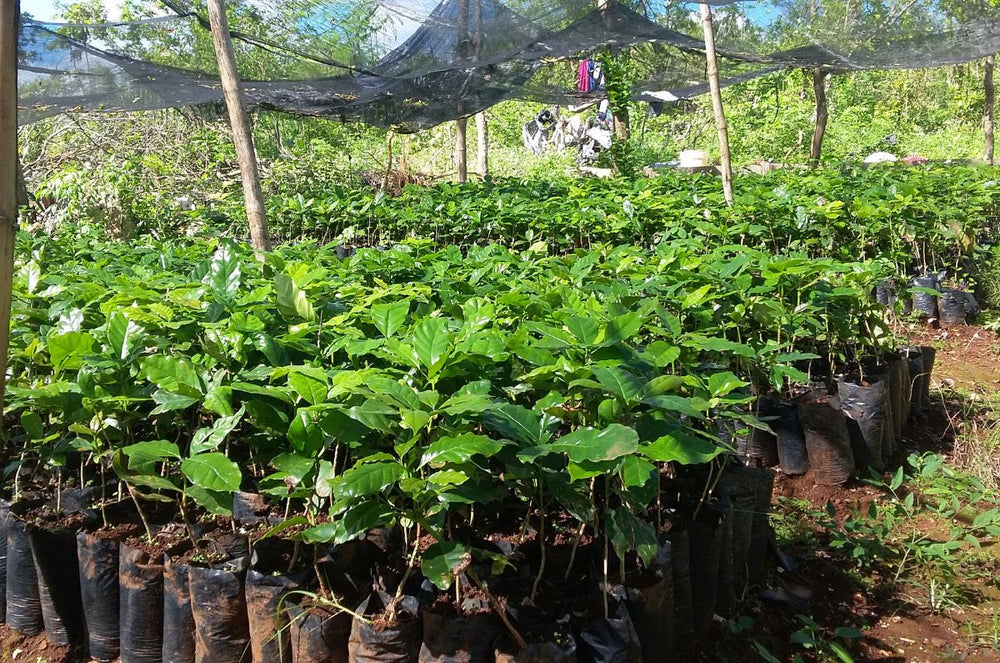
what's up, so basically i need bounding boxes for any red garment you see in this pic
[577,60,590,92]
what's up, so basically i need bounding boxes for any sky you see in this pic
[24,0,60,21]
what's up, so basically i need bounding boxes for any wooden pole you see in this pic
[476,112,489,178]
[986,54,995,165]
[456,118,468,183]
[810,67,829,166]
[206,0,271,253]
[0,0,19,412]
[699,3,734,205]
[454,0,470,183]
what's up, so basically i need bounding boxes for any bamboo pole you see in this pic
[810,67,829,166]
[206,0,271,253]
[699,3,734,205]
[0,0,18,412]
[986,54,995,165]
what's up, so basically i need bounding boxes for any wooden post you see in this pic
[810,67,829,166]
[456,118,468,183]
[986,54,995,165]
[699,3,734,205]
[206,0,271,253]
[454,0,470,183]
[476,112,489,178]
[0,0,19,411]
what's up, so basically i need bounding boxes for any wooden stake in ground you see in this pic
[985,54,995,165]
[0,0,18,412]
[699,3,734,205]
[810,67,829,166]
[456,117,468,183]
[206,0,271,253]
[476,112,489,178]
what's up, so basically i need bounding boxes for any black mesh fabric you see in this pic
[18,0,1000,130]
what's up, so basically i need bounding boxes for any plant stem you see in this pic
[395,523,421,604]
[313,545,331,597]
[467,567,526,649]
[530,487,545,605]
[177,490,199,550]
[127,484,155,543]
[565,520,586,581]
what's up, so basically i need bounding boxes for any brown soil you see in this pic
[124,521,189,558]
[701,323,1000,662]
[0,623,76,662]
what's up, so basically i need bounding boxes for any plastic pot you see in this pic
[419,609,504,663]
[245,538,306,663]
[664,529,692,660]
[119,542,165,663]
[910,273,940,318]
[574,587,642,663]
[77,531,120,660]
[189,557,252,663]
[163,557,196,663]
[772,400,808,475]
[748,468,775,583]
[837,376,888,470]
[288,600,353,663]
[6,517,42,635]
[798,390,855,486]
[0,499,10,624]
[348,591,421,663]
[30,525,84,646]
[624,544,674,663]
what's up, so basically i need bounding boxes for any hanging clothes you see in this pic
[577,60,591,92]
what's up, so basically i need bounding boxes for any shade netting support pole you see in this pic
[986,54,995,166]
[699,2,733,205]
[456,118,468,182]
[0,0,18,413]
[476,112,489,178]
[207,0,271,253]
[810,67,829,166]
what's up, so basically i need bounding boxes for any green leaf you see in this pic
[151,390,200,414]
[643,395,707,419]
[549,424,639,463]
[106,312,143,361]
[707,371,749,398]
[123,440,181,468]
[190,406,245,455]
[890,466,904,491]
[833,627,864,640]
[48,331,95,371]
[287,368,328,405]
[187,485,234,515]
[412,317,451,374]
[592,366,645,405]
[828,642,855,663]
[334,461,404,501]
[20,411,43,440]
[565,316,601,346]
[288,408,326,457]
[606,507,658,567]
[682,284,713,309]
[205,242,242,305]
[371,301,409,338]
[602,312,642,345]
[422,541,471,590]
[276,274,316,321]
[461,297,494,332]
[620,456,656,505]
[181,453,242,492]
[142,355,203,394]
[484,404,553,445]
[336,502,394,543]
[642,431,723,465]
[420,433,504,467]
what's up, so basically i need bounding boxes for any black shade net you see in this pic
[18,0,1000,130]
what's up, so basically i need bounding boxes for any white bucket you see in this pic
[679,149,709,167]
